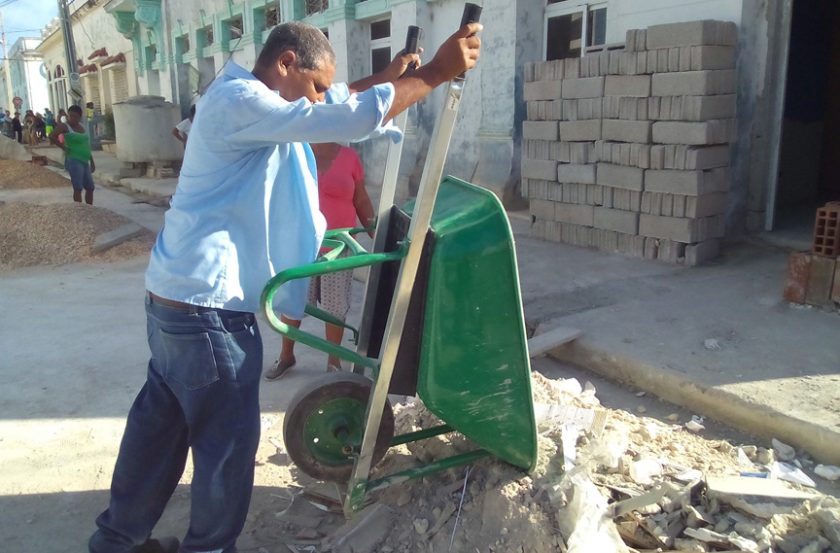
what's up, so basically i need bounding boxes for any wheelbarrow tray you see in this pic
[404,176,538,471]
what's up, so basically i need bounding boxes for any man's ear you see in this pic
[276,50,297,76]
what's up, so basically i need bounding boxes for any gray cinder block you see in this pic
[596,163,644,191]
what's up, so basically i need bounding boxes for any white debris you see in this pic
[770,461,816,488]
[685,415,705,433]
[771,438,796,462]
[629,458,663,485]
[815,464,840,481]
[703,338,722,351]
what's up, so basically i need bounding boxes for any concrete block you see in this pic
[558,120,602,141]
[657,239,687,264]
[645,168,729,195]
[651,70,736,96]
[522,159,558,181]
[92,223,145,254]
[553,141,572,162]
[654,95,737,121]
[685,239,720,266]
[690,46,736,70]
[806,256,836,306]
[564,57,581,79]
[562,77,605,99]
[639,214,723,243]
[608,50,622,74]
[568,142,595,164]
[524,80,563,101]
[530,199,555,220]
[602,120,652,143]
[523,121,559,141]
[646,20,738,50]
[687,192,729,217]
[555,203,594,226]
[652,120,733,145]
[688,145,730,169]
[597,163,644,191]
[557,163,597,184]
[610,188,642,212]
[605,75,651,97]
[594,207,640,235]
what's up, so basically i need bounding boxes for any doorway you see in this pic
[771,0,840,243]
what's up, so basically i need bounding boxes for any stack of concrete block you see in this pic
[522,20,737,266]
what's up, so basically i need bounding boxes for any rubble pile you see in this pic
[272,372,840,553]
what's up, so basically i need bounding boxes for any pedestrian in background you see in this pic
[49,105,96,205]
[266,142,375,379]
[12,112,22,143]
[171,104,196,146]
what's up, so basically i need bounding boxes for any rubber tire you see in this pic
[283,371,394,482]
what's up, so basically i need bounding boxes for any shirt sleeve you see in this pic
[226,83,401,148]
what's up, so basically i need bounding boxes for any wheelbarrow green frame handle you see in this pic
[260,227,407,373]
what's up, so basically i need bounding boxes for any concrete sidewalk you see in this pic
[21,144,840,464]
[30,144,177,198]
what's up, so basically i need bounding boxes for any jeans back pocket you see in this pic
[158,329,220,390]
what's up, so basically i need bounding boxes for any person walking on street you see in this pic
[12,112,22,143]
[49,105,96,205]
[87,19,481,553]
[266,142,375,378]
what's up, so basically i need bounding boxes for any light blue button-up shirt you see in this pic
[145,62,397,317]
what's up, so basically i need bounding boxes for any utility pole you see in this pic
[0,10,15,110]
[57,0,82,103]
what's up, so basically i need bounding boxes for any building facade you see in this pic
[36,0,138,118]
[0,37,49,115]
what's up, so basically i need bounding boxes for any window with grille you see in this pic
[370,18,390,74]
[265,3,280,29]
[228,16,243,41]
[544,1,607,60]
[204,26,214,46]
[305,0,329,16]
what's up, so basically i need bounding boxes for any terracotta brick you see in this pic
[782,252,811,304]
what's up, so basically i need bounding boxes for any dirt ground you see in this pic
[2,170,839,553]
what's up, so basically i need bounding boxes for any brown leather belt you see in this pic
[147,292,212,313]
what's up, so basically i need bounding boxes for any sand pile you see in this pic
[0,159,70,190]
[0,202,155,271]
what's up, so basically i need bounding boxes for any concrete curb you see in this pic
[548,339,840,465]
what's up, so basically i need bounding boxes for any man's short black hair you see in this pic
[68,105,82,115]
[256,21,334,71]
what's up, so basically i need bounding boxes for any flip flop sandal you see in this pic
[265,357,296,380]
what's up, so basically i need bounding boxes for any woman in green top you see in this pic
[49,104,96,205]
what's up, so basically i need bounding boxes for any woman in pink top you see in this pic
[266,143,374,379]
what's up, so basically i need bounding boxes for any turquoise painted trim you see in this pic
[203,43,223,57]
[182,51,197,64]
[355,0,391,20]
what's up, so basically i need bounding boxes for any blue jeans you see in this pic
[89,297,263,553]
[65,157,95,191]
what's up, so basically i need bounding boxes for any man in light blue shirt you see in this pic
[89,20,481,553]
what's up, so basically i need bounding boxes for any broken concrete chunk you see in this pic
[705,476,819,519]
[815,509,840,549]
[330,503,394,553]
[771,438,796,462]
[683,526,730,546]
[815,464,840,481]
[727,531,759,551]
[412,518,429,535]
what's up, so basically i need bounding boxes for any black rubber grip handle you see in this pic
[405,25,422,54]
[457,3,482,80]
[460,3,483,28]
[404,25,422,74]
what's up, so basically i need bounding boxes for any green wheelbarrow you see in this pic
[260,3,536,516]
[261,178,537,515]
